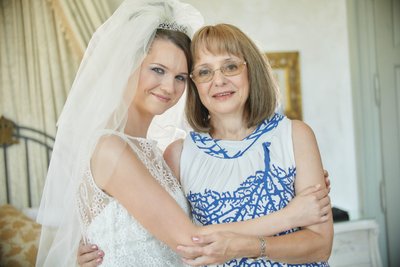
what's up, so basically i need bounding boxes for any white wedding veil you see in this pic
[36,0,203,265]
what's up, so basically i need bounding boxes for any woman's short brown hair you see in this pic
[186,24,278,132]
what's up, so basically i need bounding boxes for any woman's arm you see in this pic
[260,120,334,263]
[260,120,333,263]
[177,186,330,266]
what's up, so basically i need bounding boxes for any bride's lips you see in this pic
[151,92,171,102]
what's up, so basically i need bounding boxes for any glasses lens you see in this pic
[191,61,246,83]
[192,67,212,83]
[221,61,243,76]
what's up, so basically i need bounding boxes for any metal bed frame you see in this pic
[0,115,54,207]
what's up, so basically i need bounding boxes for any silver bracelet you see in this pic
[259,236,266,258]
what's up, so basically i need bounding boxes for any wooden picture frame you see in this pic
[265,51,303,120]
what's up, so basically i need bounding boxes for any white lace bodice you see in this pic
[77,134,190,266]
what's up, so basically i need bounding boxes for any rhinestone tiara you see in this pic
[157,21,188,35]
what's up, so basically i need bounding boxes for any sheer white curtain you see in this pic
[0,0,113,208]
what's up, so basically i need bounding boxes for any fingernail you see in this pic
[98,251,103,256]
[96,257,103,262]
[91,245,98,249]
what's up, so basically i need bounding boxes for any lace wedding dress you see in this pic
[78,133,190,266]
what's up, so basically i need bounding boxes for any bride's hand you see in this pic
[323,169,331,193]
[285,184,331,229]
[77,242,104,267]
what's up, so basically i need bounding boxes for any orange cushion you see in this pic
[0,204,41,267]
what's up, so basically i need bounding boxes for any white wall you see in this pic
[183,0,359,219]
[110,0,360,219]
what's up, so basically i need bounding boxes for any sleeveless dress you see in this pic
[77,133,190,266]
[180,113,329,267]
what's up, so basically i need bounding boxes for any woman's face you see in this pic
[133,38,188,116]
[192,49,249,118]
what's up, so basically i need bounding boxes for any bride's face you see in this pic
[133,38,188,116]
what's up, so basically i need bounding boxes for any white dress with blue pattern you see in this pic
[180,113,329,267]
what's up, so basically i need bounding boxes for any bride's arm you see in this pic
[91,135,199,250]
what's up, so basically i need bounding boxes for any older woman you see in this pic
[167,23,333,266]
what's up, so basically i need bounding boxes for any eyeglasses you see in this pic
[190,60,247,83]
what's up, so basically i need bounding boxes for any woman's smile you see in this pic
[212,90,236,100]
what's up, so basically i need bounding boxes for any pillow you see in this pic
[0,204,41,267]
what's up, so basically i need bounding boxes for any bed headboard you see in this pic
[0,116,54,208]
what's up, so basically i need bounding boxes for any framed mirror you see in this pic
[265,51,303,120]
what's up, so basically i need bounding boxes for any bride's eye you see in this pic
[151,67,165,75]
[175,75,187,82]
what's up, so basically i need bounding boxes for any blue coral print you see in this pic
[186,114,329,267]
[190,113,284,159]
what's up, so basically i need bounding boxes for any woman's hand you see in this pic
[177,232,258,266]
[284,184,331,228]
[77,242,104,267]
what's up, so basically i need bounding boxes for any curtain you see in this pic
[0,0,114,208]
[49,0,113,58]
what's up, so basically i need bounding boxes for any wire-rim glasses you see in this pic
[190,60,247,83]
